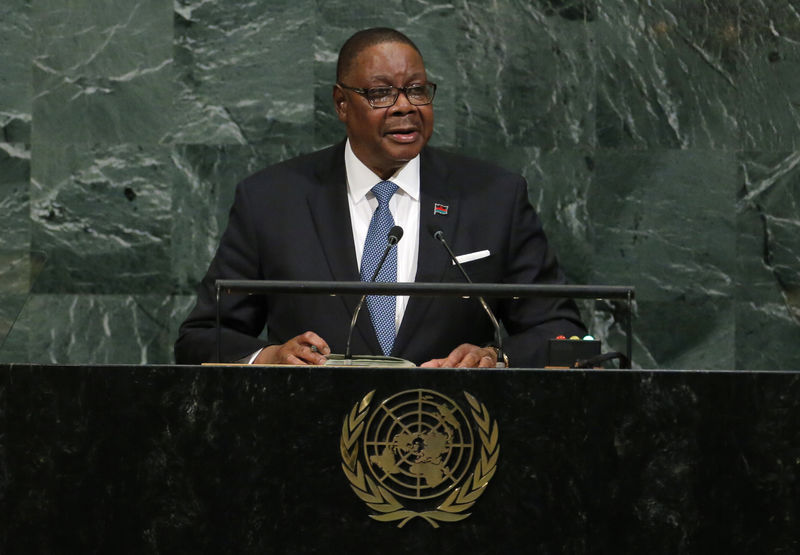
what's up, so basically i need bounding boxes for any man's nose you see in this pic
[390,89,418,113]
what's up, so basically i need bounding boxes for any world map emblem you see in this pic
[340,389,499,528]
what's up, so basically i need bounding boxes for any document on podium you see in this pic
[323,354,416,367]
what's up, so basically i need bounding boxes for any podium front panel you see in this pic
[2,365,798,553]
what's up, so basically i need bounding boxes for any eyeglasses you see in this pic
[337,82,437,108]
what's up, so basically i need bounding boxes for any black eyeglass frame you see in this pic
[336,82,437,108]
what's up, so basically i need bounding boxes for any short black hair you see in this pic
[336,27,422,82]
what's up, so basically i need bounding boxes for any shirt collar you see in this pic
[344,139,420,205]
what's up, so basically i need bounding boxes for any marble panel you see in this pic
[311,29,346,151]
[0,143,33,346]
[636,299,734,370]
[447,144,594,283]
[735,151,800,369]
[0,143,30,253]
[0,252,46,350]
[589,149,737,303]
[311,1,459,151]
[735,301,800,370]
[0,294,178,365]
[518,147,595,285]
[580,295,735,370]
[167,0,316,145]
[737,0,800,150]
[0,292,25,353]
[31,0,174,145]
[595,0,740,149]
[170,143,306,293]
[0,0,32,142]
[30,144,174,294]
[0,254,30,353]
[736,151,800,306]
[455,0,595,152]
[582,298,636,365]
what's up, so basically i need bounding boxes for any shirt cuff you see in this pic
[244,348,263,364]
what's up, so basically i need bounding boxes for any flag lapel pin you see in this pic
[434,203,449,215]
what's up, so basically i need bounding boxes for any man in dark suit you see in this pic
[175,27,585,368]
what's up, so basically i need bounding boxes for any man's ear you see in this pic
[332,85,347,122]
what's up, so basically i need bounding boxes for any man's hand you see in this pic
[420,343,498,368]
[253,331,330,365]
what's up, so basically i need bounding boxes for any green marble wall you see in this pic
[1,0,798,368]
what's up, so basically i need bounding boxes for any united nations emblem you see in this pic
[340,389,499,528]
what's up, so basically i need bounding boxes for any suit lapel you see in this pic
[307,144,358,283]
[307,142,381,354]
[393,148,460,357]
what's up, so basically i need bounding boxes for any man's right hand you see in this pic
[253,331,330,365]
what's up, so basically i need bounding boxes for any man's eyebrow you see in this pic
[366,73,427,85]
[366,76,393,85]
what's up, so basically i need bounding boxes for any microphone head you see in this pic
[387,225,404,245]
[428,224,444,241]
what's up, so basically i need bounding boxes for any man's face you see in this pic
[333,41,434,179]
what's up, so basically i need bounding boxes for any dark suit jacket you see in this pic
[174,141,585,367]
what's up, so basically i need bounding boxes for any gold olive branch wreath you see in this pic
[340,390,499,528]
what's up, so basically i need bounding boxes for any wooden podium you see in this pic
[2,364,799,553]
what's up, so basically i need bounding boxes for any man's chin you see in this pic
[382,140,425,162]
[358,140,428,178]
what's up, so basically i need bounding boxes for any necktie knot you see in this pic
[372,181,398,206]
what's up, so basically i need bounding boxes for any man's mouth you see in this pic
[385,128,419,143]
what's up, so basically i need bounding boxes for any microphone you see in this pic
[429,225,507,367]
[344,225,404,359]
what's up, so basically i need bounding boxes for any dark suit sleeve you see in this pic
[497,176,586,367]
[174,182,270,364]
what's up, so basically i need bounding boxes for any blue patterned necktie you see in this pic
[360,180,399,356]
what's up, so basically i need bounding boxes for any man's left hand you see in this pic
[420,343,497,368]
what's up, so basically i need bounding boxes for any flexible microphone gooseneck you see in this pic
[344,225,404,360]
[429,225,506,367]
